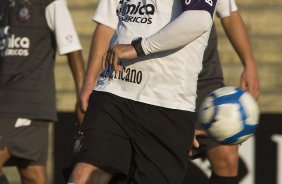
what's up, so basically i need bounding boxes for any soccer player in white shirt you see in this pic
[67,0,241,183]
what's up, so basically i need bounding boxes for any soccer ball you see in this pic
[198,86,260,144]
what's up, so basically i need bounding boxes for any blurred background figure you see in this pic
[186,1,259,184]
[0,0,84,183]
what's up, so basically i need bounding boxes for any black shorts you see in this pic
[0,117,49,166]
[74,91,196,184]
[191,80,225,159]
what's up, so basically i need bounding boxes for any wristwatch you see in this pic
[131,37,145,57]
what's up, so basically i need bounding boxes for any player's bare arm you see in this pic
[66,50,85,123]
[80,24,115,113]
[221,11,260,100]
[67,51,85,99]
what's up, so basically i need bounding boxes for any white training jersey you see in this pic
[93,0,236,112]
[45,0,82,55]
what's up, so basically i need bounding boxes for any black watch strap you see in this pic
[131,37,145,57]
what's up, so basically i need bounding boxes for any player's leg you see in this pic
[207,144,239,184]
[0,147,11,184]
[127,101,196,184]
[0,117,17,184]
[192,81,241,183]
[17,165,47,184]
[69,163,112,184]
[69,91,132,183]
[5,119,50,184]
[0,175,9,184]
[207,145,239,176]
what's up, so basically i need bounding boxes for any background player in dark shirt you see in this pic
[0,0,85,183]
[187,7,260,184]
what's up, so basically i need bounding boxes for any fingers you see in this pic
[102,49,111,70]
[240,71,260,100]
[193,129,206,149]
[193,136,200,148]
[76,103,84,125]
[188,150,193,157]
[103,47,123,73]
[187,129,206,158]
[195,129,206,136]
[248,85,260,100]
[188,135,201,157]
[111,50,123,72]
[80,98,88,113]
[240,79,247,91]
[79,89,91,113]
[102,44,138,75]
[248,79,260,100]
[240,78,260,100]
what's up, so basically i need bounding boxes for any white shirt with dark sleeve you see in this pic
[93,0,237,112]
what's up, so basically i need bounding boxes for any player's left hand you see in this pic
[102,44,137,72]
[188,129,206,157]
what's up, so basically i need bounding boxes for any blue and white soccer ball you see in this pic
[198,86,260,144]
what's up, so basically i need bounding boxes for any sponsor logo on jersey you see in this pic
[0,26,10,53]
[117,0,155,24]
[1,32,30,57]
[100,66,143,84]
[113,66,143,84]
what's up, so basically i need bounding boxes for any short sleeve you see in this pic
[92,0,119,30]
[216,0,238,18]
[45,0,82,55]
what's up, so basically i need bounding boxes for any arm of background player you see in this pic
[66,51,85,123]
[221,11,260,100]
[46,0,86,123]
[80,24,115,113]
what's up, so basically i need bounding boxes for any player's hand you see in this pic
[79,82,93,116]
[102,44,137,72]
[240,63,260,100]
[75,101,84,125]
[188,129,206,157]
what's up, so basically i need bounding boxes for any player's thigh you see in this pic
[0,118,49,165]
[74,91,133,175]
[0,118,14,167]
[131,103,196,184]
[71,163,112,184]
[191,81,224,158]
[0,147,11,170]
[207,144,239,168]
[17,165,47,184]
